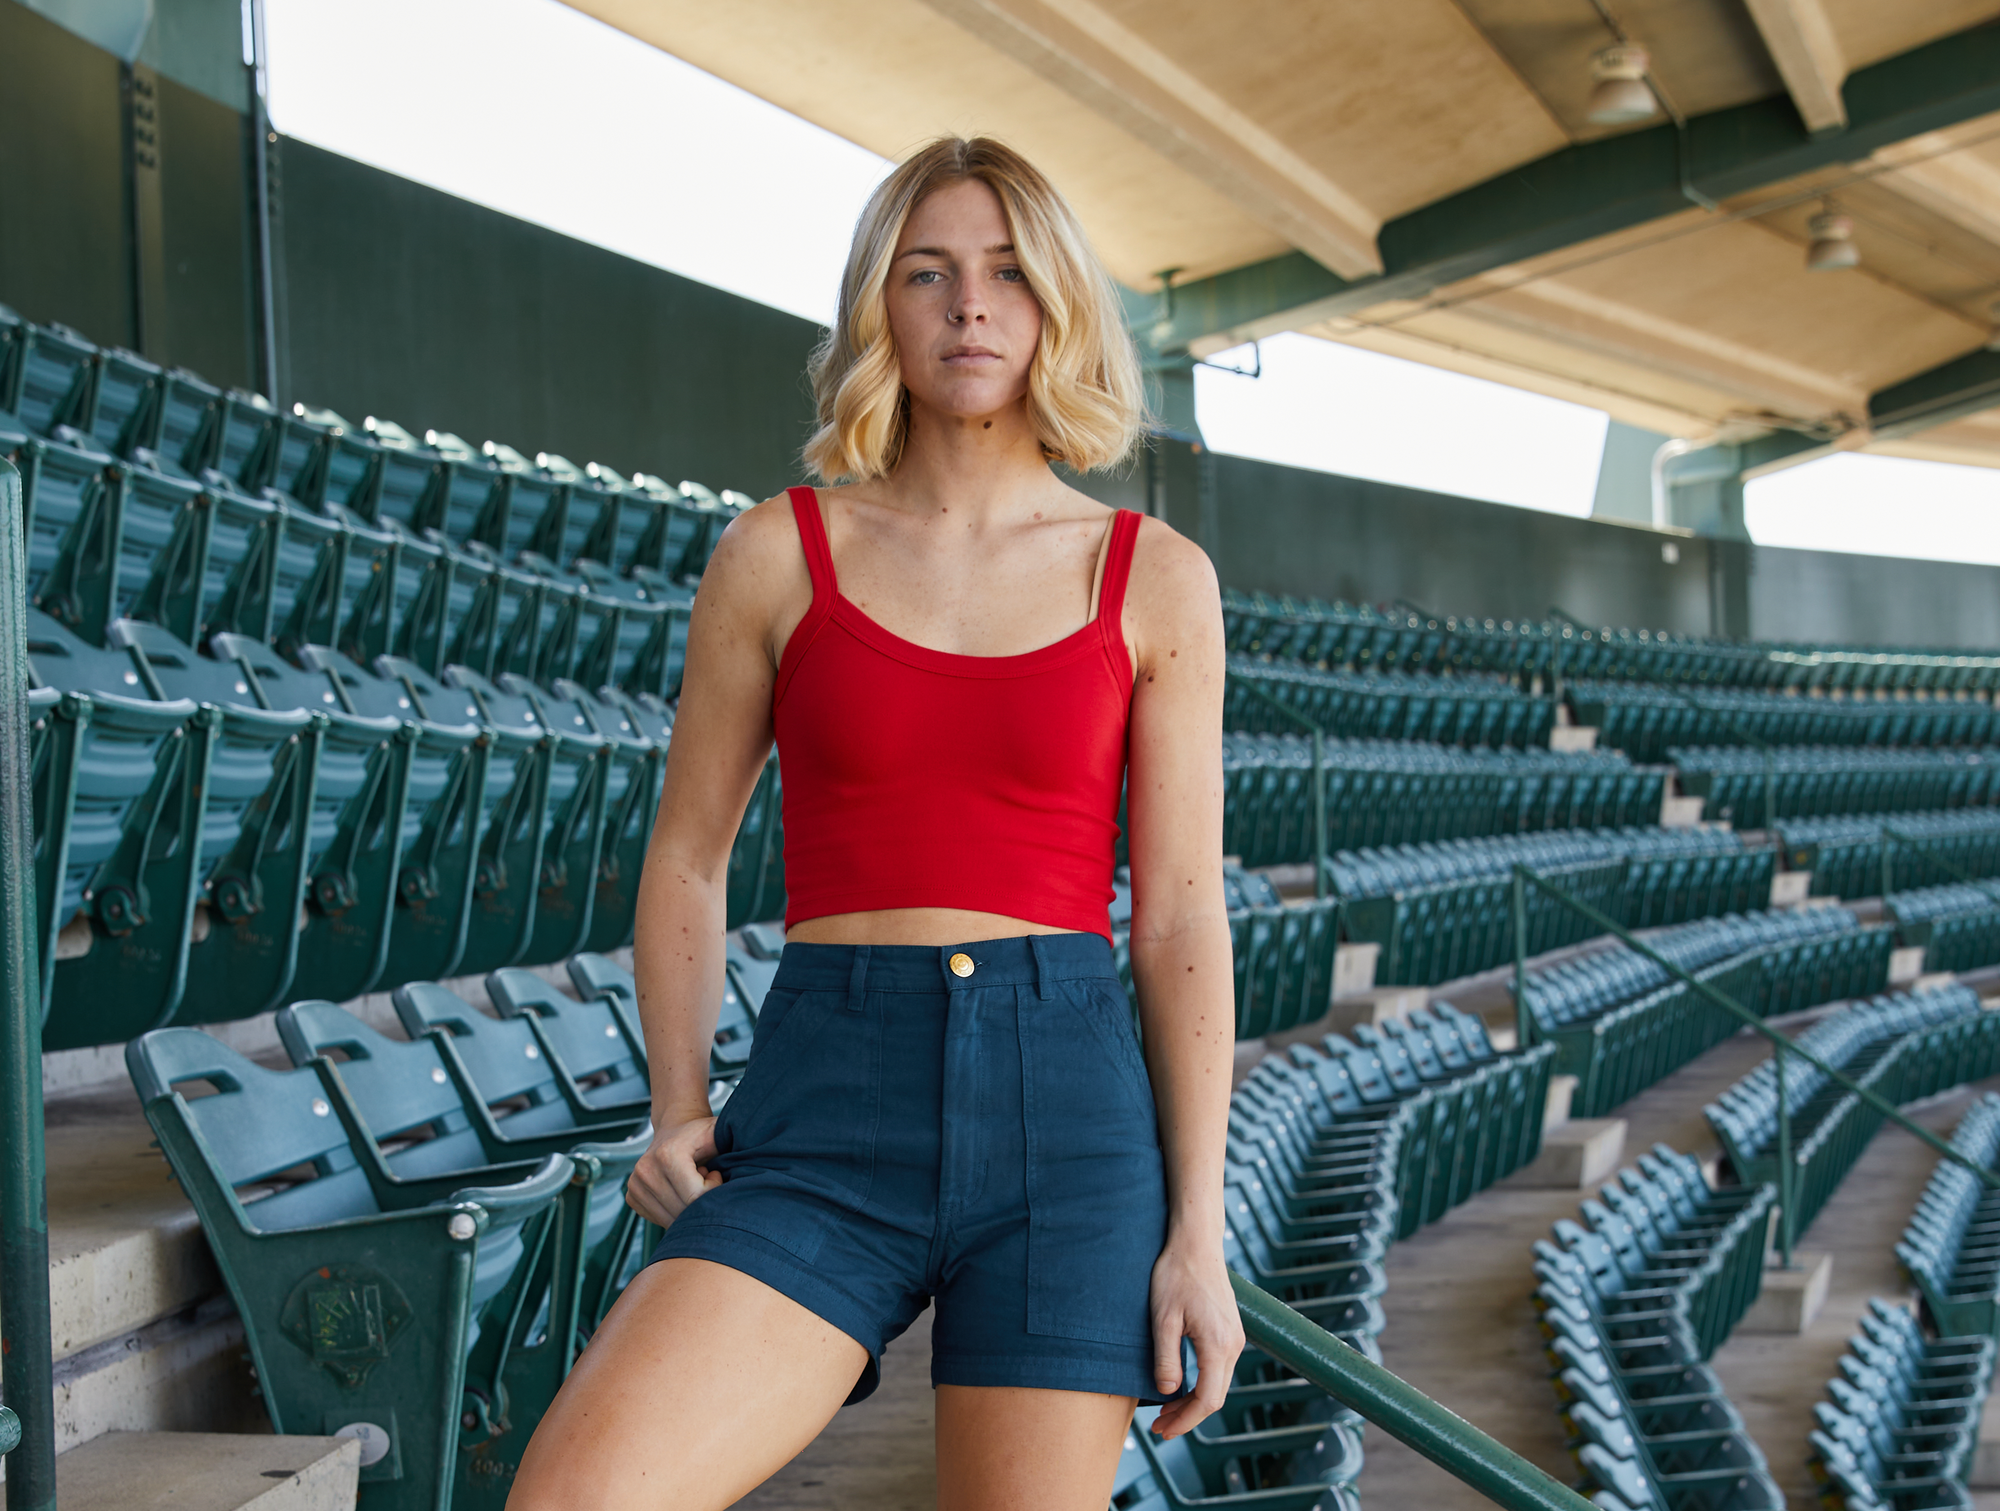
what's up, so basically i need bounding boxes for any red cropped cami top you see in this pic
[771,486,1139,940]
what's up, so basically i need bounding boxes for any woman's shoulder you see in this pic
[697,487,814,604]
[1123,511,1218,597]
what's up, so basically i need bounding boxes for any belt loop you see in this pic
[846,945,871,1014]
[1028,935,1053,1001]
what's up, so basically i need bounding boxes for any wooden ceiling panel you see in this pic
[563,0,1289,287]
[1087,0,1570,219]
[1456,0,1782,139]
[1819,0,2000,73]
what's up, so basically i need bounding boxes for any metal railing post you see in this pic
[1774,1041,1795,1269]
[1230,1273,1596,1511]
[1510,862,2000,1191]
[1513,869,1533,1049]
[1311,728,1327,902]
[0,459,55,1510]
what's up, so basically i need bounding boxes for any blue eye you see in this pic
[911,269,945,285]
[997,267,1025,283]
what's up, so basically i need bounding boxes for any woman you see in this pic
[509,136,1240,1511]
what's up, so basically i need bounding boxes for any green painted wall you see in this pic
[271,140,821,499]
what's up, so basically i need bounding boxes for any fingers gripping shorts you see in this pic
[649,932,1191,1406]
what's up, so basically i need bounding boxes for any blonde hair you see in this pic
[804,136,1145,483]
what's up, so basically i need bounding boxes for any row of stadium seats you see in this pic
[1223,588,2000,694]
[1670,746,2000,825]
[1568,679,2000,762]
[1222,733,1664,864]
[3,311,735,684]
[1226,656,1555,749]
[1329,828,1775,989]
[1886,884,2000,976]
[124,956,686,1508]
[1509,908,1893,1116]
[25,607,785,1049]
[1780,810,2000,899]
[1534,1154,1784,1509]
[1897,1093,2000,1342]
[1706,985,2000,1236]
[1538,1148,1775,1358]
[1808,1299,1993,1511]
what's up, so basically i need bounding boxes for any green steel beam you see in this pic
[1869,347,2000,440]
[1135,20,2000,354]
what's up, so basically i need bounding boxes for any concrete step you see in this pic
[1506,1117,1626,1189]
[46,1430,358,1511]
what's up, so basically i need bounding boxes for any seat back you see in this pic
[393,980,589,1139]
[274,1000,490,1176]
[125,1028,378,1230]
[487,968,647,1096]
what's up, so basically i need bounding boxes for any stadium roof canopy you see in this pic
[570,0,2000,471]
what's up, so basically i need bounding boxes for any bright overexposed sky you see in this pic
[1194,335,1611,516]
[263,0,2000,563]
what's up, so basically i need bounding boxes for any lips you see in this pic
[941,346,1002,364]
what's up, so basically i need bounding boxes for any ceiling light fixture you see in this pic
[1805,204,1859,271]
[1586,45,1658,125]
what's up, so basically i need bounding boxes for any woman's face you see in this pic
[884,178,1043,423]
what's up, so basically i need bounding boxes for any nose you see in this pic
[949,283,988,325]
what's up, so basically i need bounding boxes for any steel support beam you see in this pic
[1869,348,2000,441]
[1135,20,2000,357]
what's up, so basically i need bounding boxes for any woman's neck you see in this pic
[872,396,1061,522]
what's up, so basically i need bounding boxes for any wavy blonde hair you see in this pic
[804,136,1145,483]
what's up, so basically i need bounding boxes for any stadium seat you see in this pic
[273,998,651,1346]
[484,968,650,1117]
[127,1027,574,1510]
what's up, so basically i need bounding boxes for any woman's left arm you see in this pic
[1121,517,1243,1437]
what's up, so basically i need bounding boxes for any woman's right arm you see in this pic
[623,498,810,1226]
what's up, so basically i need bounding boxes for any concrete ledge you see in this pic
[48,1431,359,1511]
[1740,1252,1832,1334]
[1661,794,1705,828]
[1545,1075,1577,1130]
[1322,986,1428,1032]
[1333,942,1381,1001]
[1549,726,1599,753]
[1770,871,1813,908]
[1506,1118,1626,1189]
[1970,1393,2000,1488]
[1890,946,1927,987]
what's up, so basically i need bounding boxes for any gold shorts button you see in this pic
[948,952,975,978]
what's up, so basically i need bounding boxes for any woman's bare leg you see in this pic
[508,1257,869,1511]
[934,1386,1137,1511]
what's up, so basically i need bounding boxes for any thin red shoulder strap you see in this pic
[1097,508,1141,626]
[788,485,837,607]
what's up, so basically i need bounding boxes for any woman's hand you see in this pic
[624,1113,724,1226]
[1146,1236,1245,1438]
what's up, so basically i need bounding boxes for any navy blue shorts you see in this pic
[650,932,1189,1406]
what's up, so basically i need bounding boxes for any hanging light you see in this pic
[1805,206,1858,271]
[1586,45,1658,125]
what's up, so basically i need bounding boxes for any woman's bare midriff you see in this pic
[784,907,1086,946]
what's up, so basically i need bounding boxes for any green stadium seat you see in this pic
[127,1027,573,1510]
[484,968,650,1117]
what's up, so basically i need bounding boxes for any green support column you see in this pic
[0,458,56,1511]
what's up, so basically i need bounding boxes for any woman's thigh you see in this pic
[934,1385,1137,1511]
[508,1257,870,1511]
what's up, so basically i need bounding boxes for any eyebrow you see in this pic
[893,242,1015,262]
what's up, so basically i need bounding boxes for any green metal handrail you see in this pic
[1510,862,2000,1270]
[1227,671,1328,900]
[0,458,54,1509]
[1878,825,2000,910]
[1230,1271,1596,1511]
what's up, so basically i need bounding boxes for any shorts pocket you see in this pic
[707,984,882,1268]
[1021,980,1167,1344]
